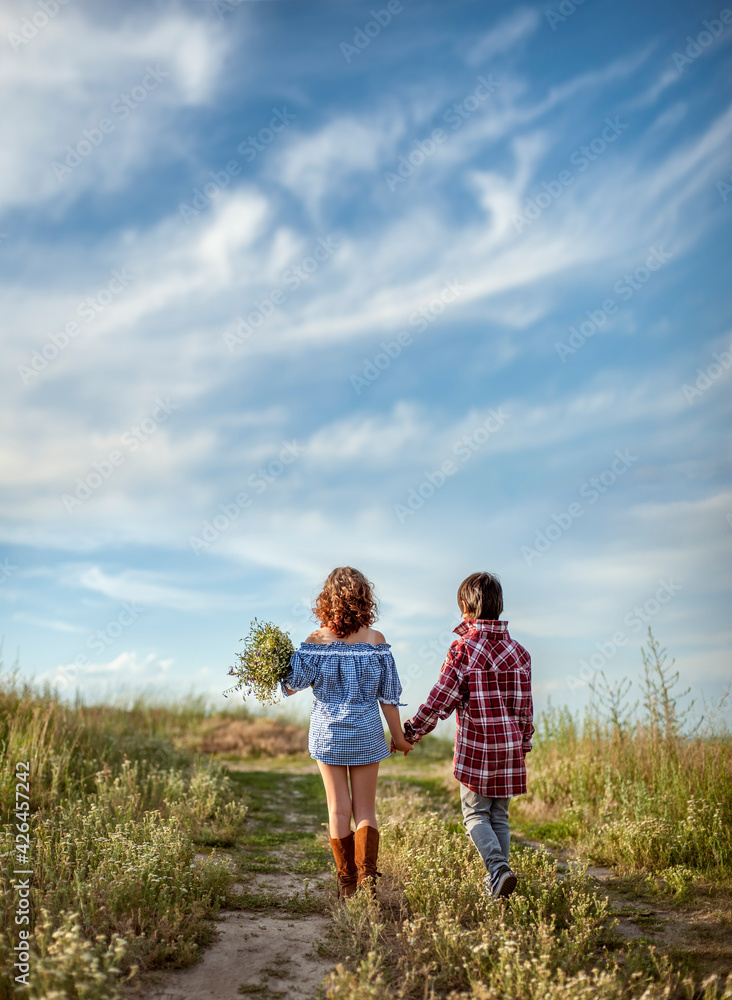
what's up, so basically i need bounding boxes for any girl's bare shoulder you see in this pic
[305,627,333,645]
[304,626,387,645]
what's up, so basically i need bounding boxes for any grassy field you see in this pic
[1,632,730,999]
[325,642,732,999]
[0,664,249,999]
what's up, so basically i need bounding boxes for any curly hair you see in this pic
[313,567,378,638]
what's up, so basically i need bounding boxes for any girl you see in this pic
[282,566,412,896]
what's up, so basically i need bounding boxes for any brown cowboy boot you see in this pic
[354,825,380,894]
[329,832,358,897]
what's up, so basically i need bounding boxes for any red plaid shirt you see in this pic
[404,620,534,798]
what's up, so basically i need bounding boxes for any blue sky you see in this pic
[2,0,731,725]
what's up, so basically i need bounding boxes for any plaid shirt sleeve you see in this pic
[505,654,534,753]
[403,641,467,742]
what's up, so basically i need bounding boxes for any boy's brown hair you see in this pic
[457,572,503,620]
[313,566,378,638]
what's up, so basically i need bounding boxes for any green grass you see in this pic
[0,667,248,1000]
[2,631,730,1000]
[509,632,732,888]
[322,782,732,1000]
[513,705,732,882]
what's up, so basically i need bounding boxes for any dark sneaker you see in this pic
[489,866,518,898]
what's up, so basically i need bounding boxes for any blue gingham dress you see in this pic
[281,642,404,765]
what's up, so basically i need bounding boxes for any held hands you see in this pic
[390,731,414,756]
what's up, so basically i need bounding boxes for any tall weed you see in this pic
[515,631,732,878]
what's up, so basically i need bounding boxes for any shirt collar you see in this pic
[454,619,509,637]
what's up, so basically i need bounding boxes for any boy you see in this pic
[401,572,533,898]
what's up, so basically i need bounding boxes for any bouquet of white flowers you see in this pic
[226,619,295,706]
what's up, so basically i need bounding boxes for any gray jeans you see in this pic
[460,784,511,876]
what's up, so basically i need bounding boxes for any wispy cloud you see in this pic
[61,565,243,613]
[0,7,229,212]
[466,8,541,65]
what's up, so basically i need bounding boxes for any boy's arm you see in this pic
[404,642,467,742]
[501,644,534,754]
[518,660,534,754]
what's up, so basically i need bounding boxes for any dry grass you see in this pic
[0,668,248,1000]
[322,782,732,1000]
[514,707,732,880]
[196,717,308,757]
[512,633,732,883]
[3,630,729,1000]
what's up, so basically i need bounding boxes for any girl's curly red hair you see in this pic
[313,567,378,638]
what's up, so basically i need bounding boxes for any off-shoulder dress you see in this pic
[281,641,404,766]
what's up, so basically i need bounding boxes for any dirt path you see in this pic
[125,766,335,1000]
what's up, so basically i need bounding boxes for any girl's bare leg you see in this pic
[317,762,352,838]
[349,762,379,830]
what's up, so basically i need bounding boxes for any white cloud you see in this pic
[275,114,406,218]
[62,565,243,613]
[622,67,680,112]
[0,5,229,211]
[305,402,424,467]
[4,62,729,435]
[466,8,541,65]
[12,613,85,634]
[39,650,177,701]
